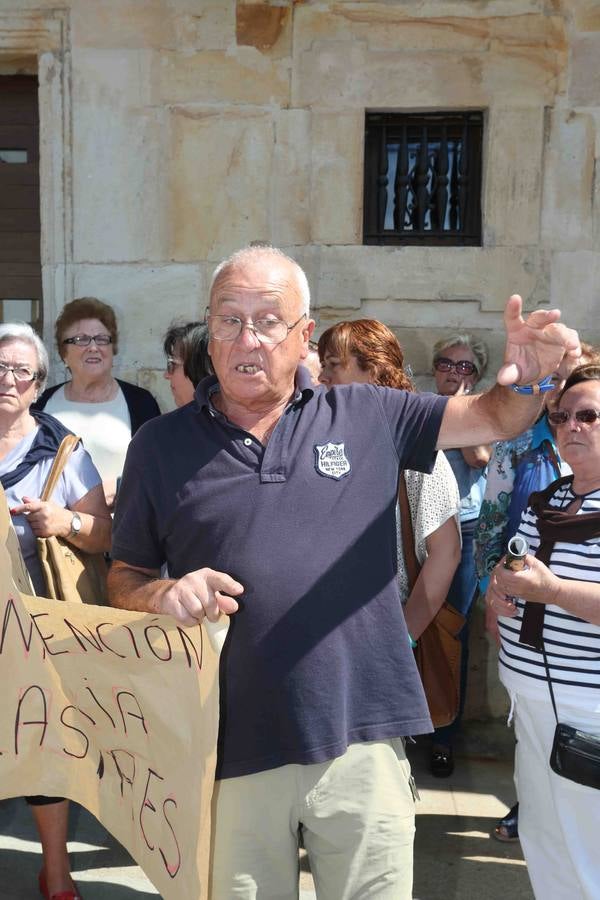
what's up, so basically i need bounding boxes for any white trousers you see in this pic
[209,739,416,900]
[513,692,600,900]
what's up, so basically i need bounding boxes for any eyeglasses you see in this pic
[166,357,183,375]
[0,363,37,383]
[205,313,306,345]
[548,408,600,426]
[62,334,112,347]
[434,357,478,377]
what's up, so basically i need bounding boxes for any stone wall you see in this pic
[1,0,598,407]
[1,0,598,718]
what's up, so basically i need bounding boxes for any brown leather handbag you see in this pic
[36,434,108,605]
[398,473,465,728]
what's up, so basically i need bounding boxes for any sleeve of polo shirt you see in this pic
[111,430,164,570]
[374,386,448,474]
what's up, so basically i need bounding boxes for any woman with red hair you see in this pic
[318,319,461,644]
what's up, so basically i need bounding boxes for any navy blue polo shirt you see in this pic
[112,367,447,779]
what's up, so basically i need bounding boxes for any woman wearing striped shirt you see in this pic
[486,363,600,900]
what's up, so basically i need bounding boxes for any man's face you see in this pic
[208,256,314,409]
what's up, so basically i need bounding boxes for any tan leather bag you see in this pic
[398,473,465,728]
[36,434,108,605]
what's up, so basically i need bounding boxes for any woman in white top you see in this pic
[34,297,160,508]
[0,322,111,900]
[318,318,461,640]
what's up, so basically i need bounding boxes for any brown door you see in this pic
[0,75,42,331]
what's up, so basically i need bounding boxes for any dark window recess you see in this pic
[363,111,483,246]
[0,75,42,332]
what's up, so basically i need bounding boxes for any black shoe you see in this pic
[430,746,454,777]
[493,802,519,842]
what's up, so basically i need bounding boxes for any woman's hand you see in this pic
[11,497,71,538]
[11,484,111,553]
[488,552,600,627]
[487,553,561,610]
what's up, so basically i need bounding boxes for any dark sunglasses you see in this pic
[548,408,600,426]
[434,357,478,377]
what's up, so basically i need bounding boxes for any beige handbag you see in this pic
[36,434,108,605]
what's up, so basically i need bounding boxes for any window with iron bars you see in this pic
[363,111,483,246]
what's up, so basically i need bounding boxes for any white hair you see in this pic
[209,245,311,316]
[0,322,49,392]
[432,331,489,380]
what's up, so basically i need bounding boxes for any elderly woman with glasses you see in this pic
[0,322,111,900]
[430,333,492,776]
[486,363,600,899]
[475,341,600,842]
[34,297,160,508]
[163,320,213,407]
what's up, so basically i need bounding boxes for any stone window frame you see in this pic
[0,9,72,351]
[363,110,483,247]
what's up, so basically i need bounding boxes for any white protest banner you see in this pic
[0,490,223,899]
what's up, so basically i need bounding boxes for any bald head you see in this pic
[209,246,311,317]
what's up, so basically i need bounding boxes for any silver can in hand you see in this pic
[505,534,529,572]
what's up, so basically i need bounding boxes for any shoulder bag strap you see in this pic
[398,472,421,592]
[39,434,80,502]
[541,643,560,725]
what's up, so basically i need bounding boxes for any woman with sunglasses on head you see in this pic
[318,318,461,650]
[0,323,111,900]
[486,363,600,900]
[163,320,213,408]
[34,298,160,509]
[430,333,492,776]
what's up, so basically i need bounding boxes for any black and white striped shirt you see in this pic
[499,482,600,700]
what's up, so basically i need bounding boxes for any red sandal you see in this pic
[38,871,83,900]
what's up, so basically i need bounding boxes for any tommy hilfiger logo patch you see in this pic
[314,442,351,480]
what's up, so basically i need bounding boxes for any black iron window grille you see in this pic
[363,111,483,246]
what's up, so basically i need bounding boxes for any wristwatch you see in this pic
[69,512,82,537]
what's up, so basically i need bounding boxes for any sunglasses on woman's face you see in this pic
[434,357,477,377]
[548,408,600,426]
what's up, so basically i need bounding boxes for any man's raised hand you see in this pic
[497,294,580,388]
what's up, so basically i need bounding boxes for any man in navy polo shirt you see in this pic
[109,246,579,900]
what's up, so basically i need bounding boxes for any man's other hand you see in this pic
[160,568,243,627]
